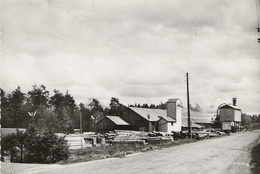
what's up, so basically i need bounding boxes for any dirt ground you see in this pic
[1,130,259,174]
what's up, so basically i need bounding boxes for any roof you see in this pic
[158,116,176,122]
[181,118,204,128]
[1,128,26,137]
[167,98,181,103]
[182,110,213,124]
[129,107,167,122]
[129,107,213,124]
[219,104,241,110]
[106,116,130,125]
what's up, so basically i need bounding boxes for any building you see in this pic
[95,116,131,133]
[94,98,214,133]
[1,128,26,137]
[120,99,182,133]
[218,98,242,132]
[181,111,214,130]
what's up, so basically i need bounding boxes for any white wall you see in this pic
[166,99,182,132]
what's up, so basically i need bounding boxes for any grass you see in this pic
[251,140,260,174]
[59,138,197,164]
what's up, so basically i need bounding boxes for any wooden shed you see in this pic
[95,116,130,133]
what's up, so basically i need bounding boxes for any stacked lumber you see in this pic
[112,130,148,145]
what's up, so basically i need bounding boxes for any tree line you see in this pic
[1,85,260,133]
[1,85,115,134]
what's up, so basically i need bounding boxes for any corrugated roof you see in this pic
[128,107,213,124]
[106,116,130,125]
[129,107,167,121]
[182,118,204,128]
[182,110,213,124]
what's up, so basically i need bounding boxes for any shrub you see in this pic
[251,142,260,174]
[1,128,70,163]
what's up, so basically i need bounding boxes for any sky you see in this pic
[1,0,260,115]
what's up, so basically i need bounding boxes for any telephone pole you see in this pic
[80,112,83,149]
[186,73,192,138]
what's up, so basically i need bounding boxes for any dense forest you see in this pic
[1,85,105,133]
[1,85,260,133]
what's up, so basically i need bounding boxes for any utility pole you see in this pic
[80,112,83,149]
[186,73,192,138]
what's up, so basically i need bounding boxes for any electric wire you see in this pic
[255,0,260,43]
[46,0,146,58]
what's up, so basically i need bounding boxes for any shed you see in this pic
[218,99,242,132]
[95,116,130,133]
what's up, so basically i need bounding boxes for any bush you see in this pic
[251,142,260,174]
[1,128,70,164]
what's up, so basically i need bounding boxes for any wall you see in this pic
[120,108,150,132]
[158,119,168,132]
[175,102,182,131]
[219,108,234,121]
[95,117,115,133]
[234,110,242,122]
[222,122,231,130]
[167,99,182,132]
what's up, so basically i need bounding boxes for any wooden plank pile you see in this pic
[112,130,148,145]
[111,130,174,145]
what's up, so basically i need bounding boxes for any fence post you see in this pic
[101,137,106,147]
[92,137,97,147]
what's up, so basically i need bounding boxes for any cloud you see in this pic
[1,0,260,114]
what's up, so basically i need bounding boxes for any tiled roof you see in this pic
[106,116,130,125]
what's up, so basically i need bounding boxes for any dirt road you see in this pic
[2,130,259,174]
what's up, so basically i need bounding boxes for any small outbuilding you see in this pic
[218,98,242,132]
[95,116,130,133]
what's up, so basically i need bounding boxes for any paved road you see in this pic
[2,130,260,174]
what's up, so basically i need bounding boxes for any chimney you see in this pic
[232,98,237,106]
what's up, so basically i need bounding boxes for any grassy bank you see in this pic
[60,138,197,164]
[251,139,260,174]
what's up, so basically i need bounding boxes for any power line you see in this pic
[46,0,146,58]
[255,0,260,43]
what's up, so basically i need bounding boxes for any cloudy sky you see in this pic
[1,0,260,114]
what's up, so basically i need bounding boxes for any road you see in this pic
[2,130,260,174]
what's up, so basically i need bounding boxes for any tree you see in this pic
[241,113,253,126]
[1,133,19,162]
[1,88,12,127]
[109,97,119,115]
[50,90,76,133]
[28,84,49,108]
[4,87,27,128]
[79,103,91,132]
[2,128,70,164]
